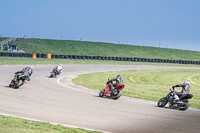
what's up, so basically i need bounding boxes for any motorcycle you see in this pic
[99,79,125,100]
[50,69,58,78]
[9,73,28,89]
[157,88,193,111]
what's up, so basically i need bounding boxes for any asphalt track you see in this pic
[0,65,200,133]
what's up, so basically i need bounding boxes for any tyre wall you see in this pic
[0,52,199,65]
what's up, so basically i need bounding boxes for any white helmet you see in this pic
[30,66,33,69]
[184,80,190,85]
[59,64,62,67]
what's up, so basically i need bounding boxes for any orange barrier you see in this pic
[47,53,51,59]
[32,53,37,59]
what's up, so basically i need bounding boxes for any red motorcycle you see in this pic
[99,79,125,100]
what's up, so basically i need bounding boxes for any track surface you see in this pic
[1,65,200,133]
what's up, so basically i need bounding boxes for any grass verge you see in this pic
[0,115,101,133]
[72,69,200,109]
[1,57,200,67]
[5,38,200,61]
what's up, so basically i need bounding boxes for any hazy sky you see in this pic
[0,0,200,51]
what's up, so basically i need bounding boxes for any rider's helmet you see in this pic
[59,64,62,67]
[117,75,121,78]
[29,66,33,69]
[184,80,190,85]
[116,75,122,81]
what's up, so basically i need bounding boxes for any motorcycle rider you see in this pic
[54,64,63,75]
[108,75,124,91]
[23,66,33,81]
[172,80,190,101]
[14,66,33,81]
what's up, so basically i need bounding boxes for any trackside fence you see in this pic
[0,52,200,65]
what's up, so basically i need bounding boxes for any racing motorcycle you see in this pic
[99,79,125,100]
[157,88,193,111]
[50,69,58,78]
[9,73,28,89]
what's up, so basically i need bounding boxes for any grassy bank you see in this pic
[72,69,200,109]
[0,115,100,133]
[1,57,200,67]
[1,38,199,61]
[0,37,8,41]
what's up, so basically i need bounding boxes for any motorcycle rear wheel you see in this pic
[179,102,189,111]
[112,89,122,100]
[157,97,168,107]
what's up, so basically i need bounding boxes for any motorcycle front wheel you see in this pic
[50,73,54,78]
[157,97,168,107]
[14,79,23,89]
[112,89,122,100]
[9,80,14,87]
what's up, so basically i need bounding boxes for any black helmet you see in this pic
[117,75,121,77]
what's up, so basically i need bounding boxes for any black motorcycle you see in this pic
[9,73,28,89]
[50,69,58,78]
[157,88,193,111]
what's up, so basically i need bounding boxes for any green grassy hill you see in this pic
[1,37,200,61]
[0,37,8,41]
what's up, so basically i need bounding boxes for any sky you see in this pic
[0,0,200,51]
